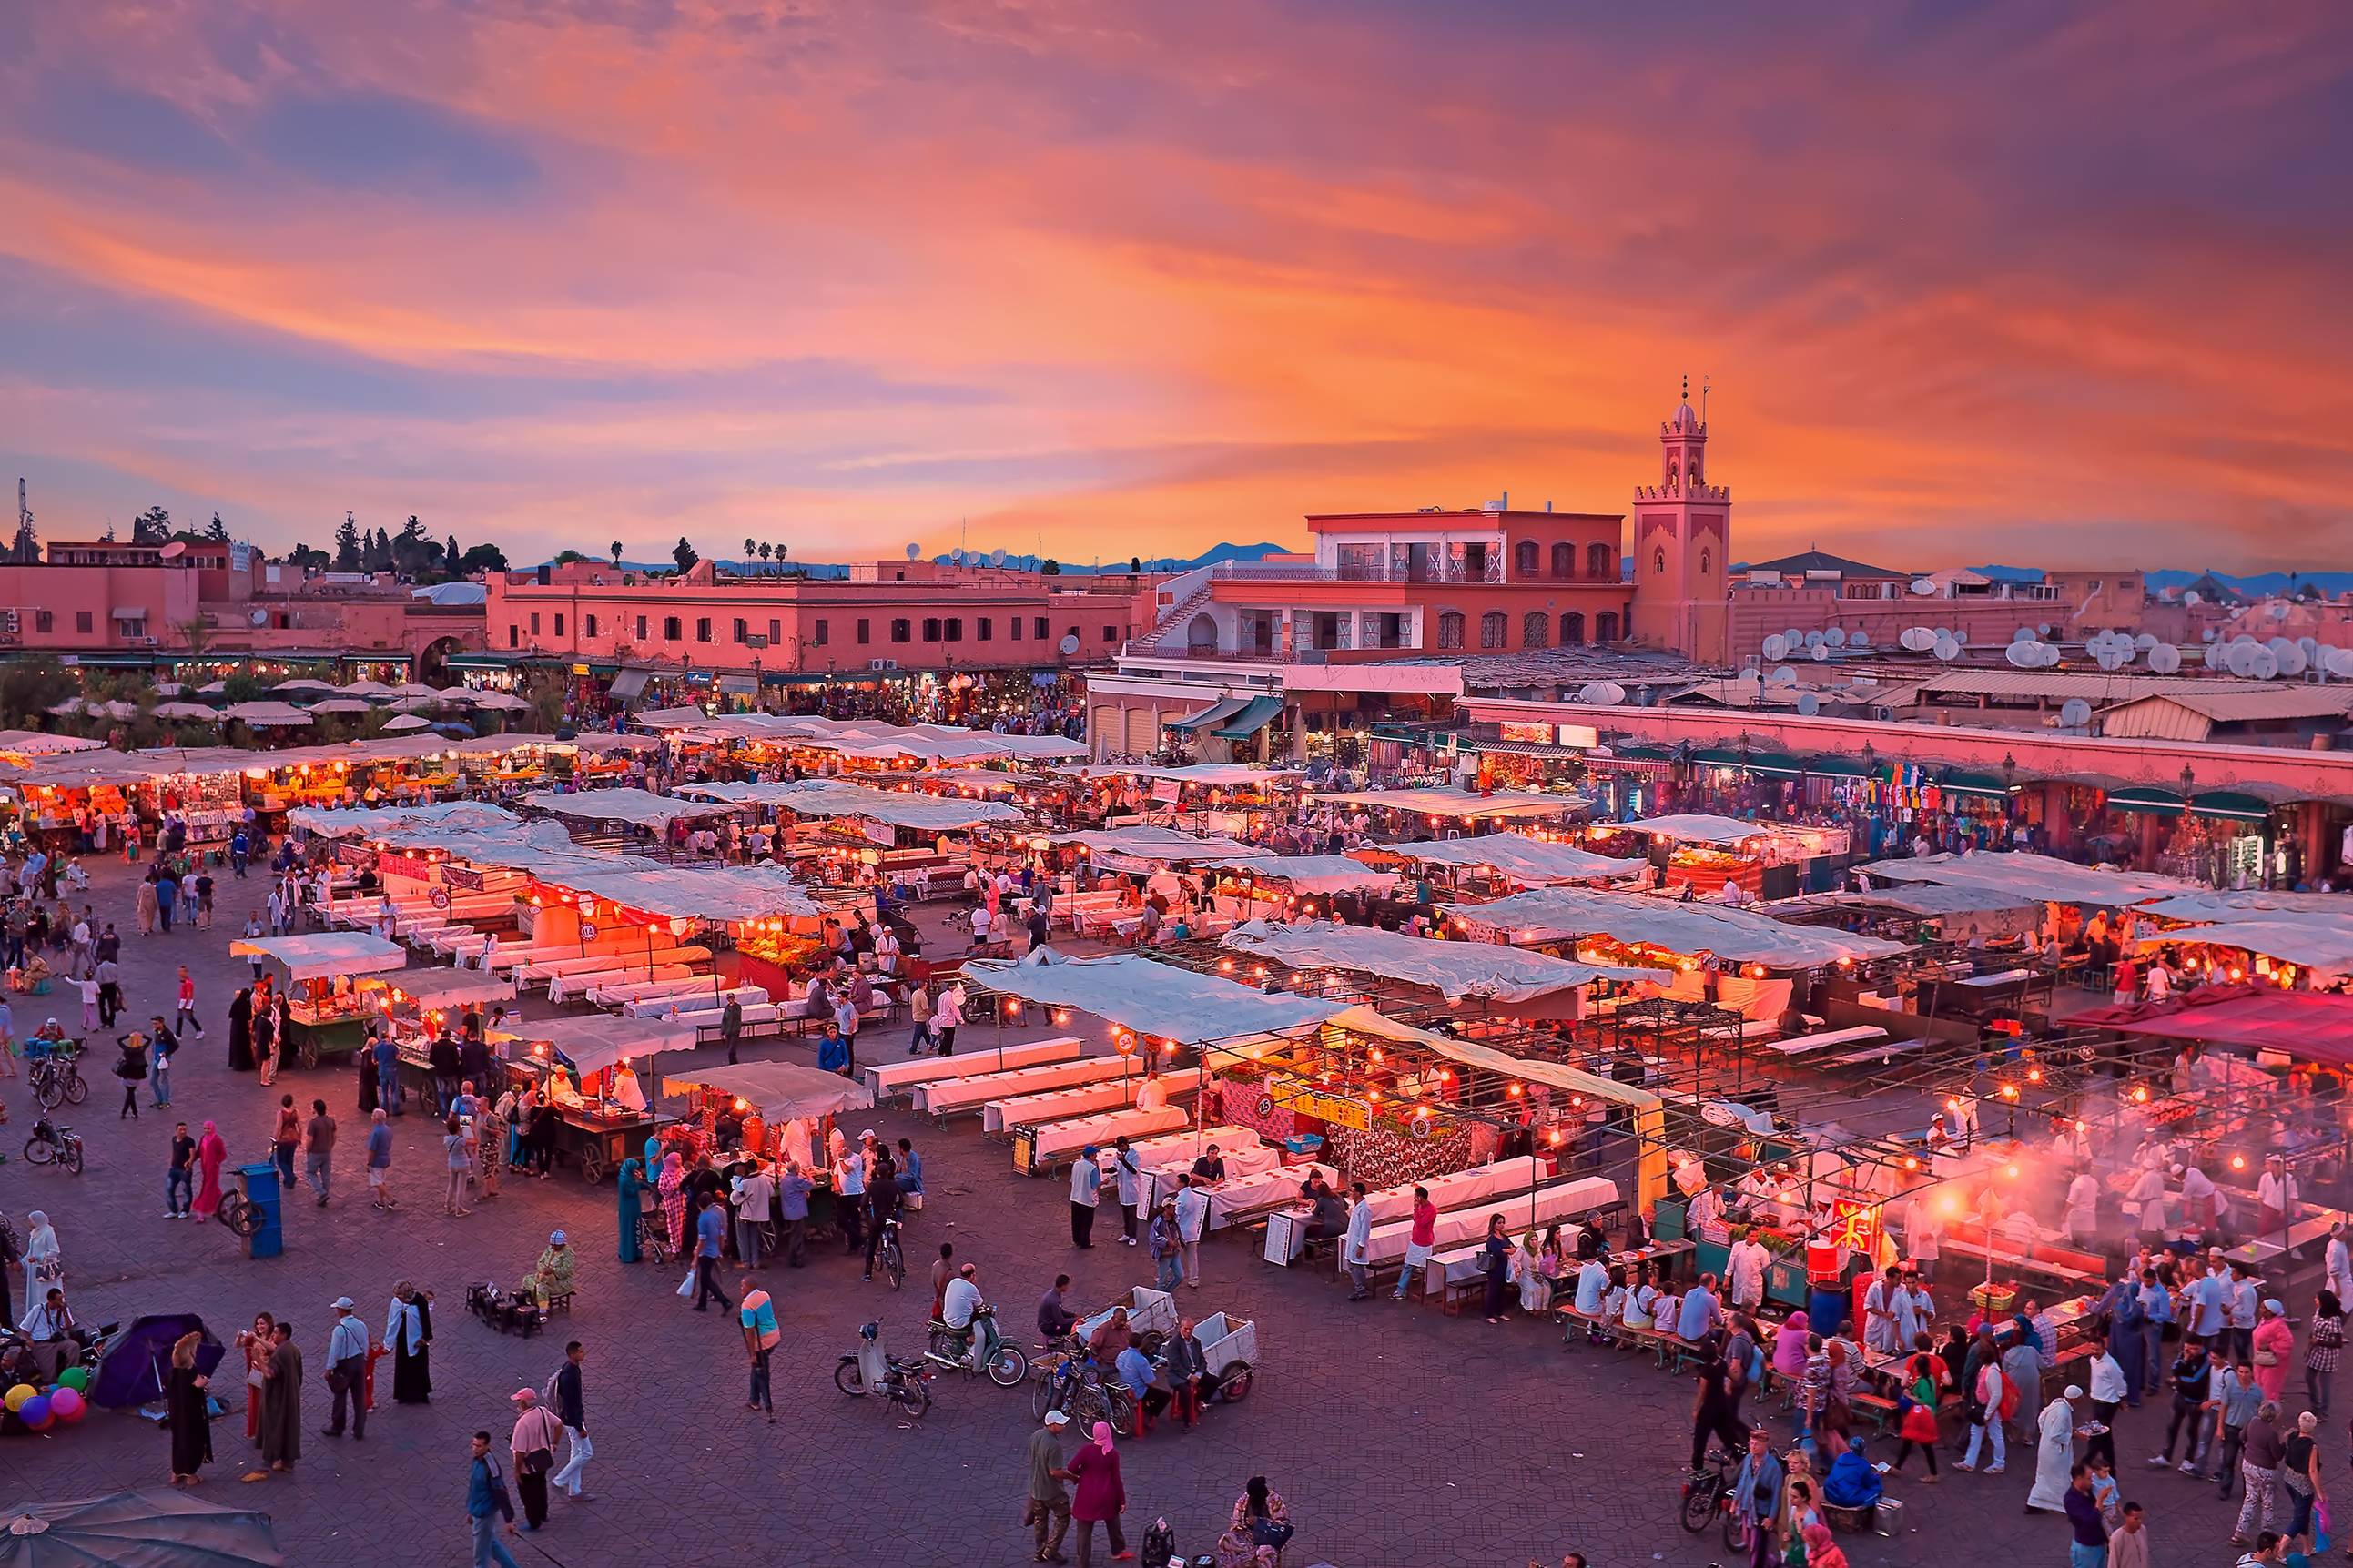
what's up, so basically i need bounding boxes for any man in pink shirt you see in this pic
[1392,1187,1438,1301]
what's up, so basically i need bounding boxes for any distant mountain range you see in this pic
[924,541,1293,574]
[1977,564,2353,595]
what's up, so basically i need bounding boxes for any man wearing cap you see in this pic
[1069,1145,1101,1249]
[508,1388,562,1533]
[1025,1410,1075,1563]
[322,1296,370,1440]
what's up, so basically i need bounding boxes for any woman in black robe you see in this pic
[226,986,254,1073]
[389,1284,433,1404]
[167,1330,212,1485]
[357,1027,380,1117]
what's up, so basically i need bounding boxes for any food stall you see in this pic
[499,1014,697,1183]
[228,932,410,1067]
[662,1059,876,1234]
[1597,814,1849,902]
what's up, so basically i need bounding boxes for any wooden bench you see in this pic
[1847,1391,1901,1435]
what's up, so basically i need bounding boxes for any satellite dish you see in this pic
[248,610,268,627]
[2184,590,2202,605]
[1592,682,1627,705]
[1910,578,1937,596]
[2060,698,2093,727]
[1057,632,1080,656]
[1771,665,1798,684]
[2254,647,2280,679]
[2280,644,2309,675]
[1811,645,1831,662]
[2012,627,2033,642]
[1803,631,1825,649]
[1576,683,1604,703]
[2330,648,2353,678]
[904,543,921,561]
[2226,643,2257,677]
[990,548,1007,568]
[2135,633,2160,651]
[2037,623,2052,636]
[1824,627,1847,649]
[1796,693,1821,716]
[951,548,967,565]
[2005,641,2036,669]
[1785,627,1807,647]
[1932,634,1961,661]
[2202,642,2224,668]
[2037,643,2062,667]
[1900,627,1932,652]
[1762,634,1788,661]
[2148,644,2182,673]
[2270,602,2291,620]
[2094,645,2123,671]
[1849,632,1871,648]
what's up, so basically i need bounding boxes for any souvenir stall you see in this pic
[497,1014,696,1183]
[228,932,410,1067]
[1594,814,1850,901]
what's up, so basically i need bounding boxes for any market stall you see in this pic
[499,1014,697,1181]
[228,932,410,1067]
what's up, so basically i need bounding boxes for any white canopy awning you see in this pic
[1220,919,1662,1005]
[961,950,1343,1044]
[1047,826,1253,862]
[676,779,1023,831]
[289,802,521,839]
[1054,763,1301,787]
[520,787,737,832]
[506,1014,700,1077]
[1310,786,1588,821]
[1364,832,1643,885]
[365,968,515,1010]
[1440,887,1909,967]
[562,863,821,922]
[1616,813,1783,846]
[2132,916,2353,976]
[230,932,409,983]
[663,1060,875,1122]
[1860,850,2204,907]
[1195,855,1397,895]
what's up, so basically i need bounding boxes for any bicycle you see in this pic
[872,1216,906,1291]
[21,1116,83,1175]
[216,1189,266,1239]
[1679,1446,1747,1549]
[27,1047,86,1111]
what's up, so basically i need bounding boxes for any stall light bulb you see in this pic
[1902,1156,1919,1172]
[1547,1129,1563,1146]
[1999,1083,2017,1100]
[2026,1067,2043,1084]
[2231,1154,2247,1170]
[2003,1164,2019,1179]
[2131,1086,2149,1103]
[1507,1083,1523,1098]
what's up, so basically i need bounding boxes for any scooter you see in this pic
[923,1303,1029,1387]
[834,1321,933,1419]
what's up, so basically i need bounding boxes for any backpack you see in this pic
[541,1363,565,1408]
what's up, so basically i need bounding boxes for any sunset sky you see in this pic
[2,1,2348,572]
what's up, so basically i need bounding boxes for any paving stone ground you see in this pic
[0,854,2306,1566]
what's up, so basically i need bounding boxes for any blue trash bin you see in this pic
[236,1160,284,1259]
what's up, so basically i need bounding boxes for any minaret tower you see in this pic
[1629,375,1730,663]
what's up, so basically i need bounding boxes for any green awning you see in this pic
[1690,747,1747,767]
[445,653,522,670]
[1611,743,1674,762]
[1167,696,1248,734]
[2191,790,2273,824]
[2105,786,2184,817]
[1211,694,1285,740]
[1939,769,2018,799]
[1799,754,1869,777]
[1741,752,1806,778]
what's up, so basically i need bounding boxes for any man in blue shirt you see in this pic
[466,1431,521,1568]
[691,1194,733,1312]
[1677,1273,1722,1342]
[324,1296,370,1439]
[373,1028,402,1117]
[1114,1340,1170,1423]
[776,1162,813,1268]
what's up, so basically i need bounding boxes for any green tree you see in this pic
[610,541,624,567]
[771,543,786,563]
[178,615,212,656]
[743,537,756,560]
[554,549,586,565]
[219,670,267,704]
[0,657,76,728]
[459,543,508,573]
[131,506,172,544]
[673,537,699,573]
[1041,558,1061,576]
[522,670,567,732]
[206,511,231,543]
[332,512,362,571]
[284,542,330,571]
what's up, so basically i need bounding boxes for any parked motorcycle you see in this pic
[834,1320,934,1418]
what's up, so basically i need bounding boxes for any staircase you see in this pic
[1131,583,1217,655]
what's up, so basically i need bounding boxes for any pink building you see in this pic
[1727,554,2146,661]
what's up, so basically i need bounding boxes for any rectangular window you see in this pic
[583,614,598,638]
[1034,617,1049,640]
[814,620,829,646]
[695,617,713,643]
[508,625,519,648]
[857,619,870,645]
[768,619,781,644]
[1010,617,1023,642]
[664,616,681,641]
[553,613,564,637]
[35,611,53,633]
[75,611,93,634]
[1102,624,1117,642]
[890,619,911,643]
[636,615,648,641]
[921,618,941,642]
[944,617,962,642]
[977,617,993,642]
[529,612,540,634]
[732,617,748,643]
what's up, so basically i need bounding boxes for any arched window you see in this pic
[1551,542,1575,578]
[1185,612,1217,652]
[1596,612,1620,642]
[1560,612,1586,644]
[1699,548,1712,576]
[1587,542,1614,579]
[1479,611,1507,650]
[1522,612,1549,649]
[1513,540,1538,576]
[1653,547,1667,575]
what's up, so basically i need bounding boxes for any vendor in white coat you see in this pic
[2064,1169,2102,1247]
[1725,1229,1770,1312]
[1342,1183,1374,1301]
[2127,1164,2171,1244]
[1903,1195,1942,1284]
[2257,1154,2299,1237]
[1111,1138,1144,1247]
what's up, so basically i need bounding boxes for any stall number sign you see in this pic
[1151,779,1183,804]
[1497,721,1555,745]
[1273,1076,1370,1131]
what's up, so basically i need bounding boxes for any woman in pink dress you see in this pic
[2252,1298,2297,1402]
[190,1120,228,1220]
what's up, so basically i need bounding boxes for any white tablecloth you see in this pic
[1202,1163,1336,1229]
[1357,1175,1619,1268]
[1025,1105,1190,1164]
[983,1067,1204,1135]
[623,985,769,1019]
[865,1037,1080,1098]
[552,963,695,1004]
[913,1056,1138,1117]
[1260,1157,1546,1264]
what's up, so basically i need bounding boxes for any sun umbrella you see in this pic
[339,681,396,699]
[0,1490,283,1566]
[90,1314,224,1409]
[153,703,218,722]
[388,695,441,713]
[305,698,370,716]
[390,683,441,700]
[380,714,431,732]
[151,683,184,697]
[271,678,334,693]
[196,681,228,696]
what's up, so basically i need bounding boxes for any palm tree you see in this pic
[743,537,756,560]
[757,543,773,561]
[610,541,623,566]
[772,543,788,563]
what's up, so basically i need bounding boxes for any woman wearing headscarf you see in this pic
[1214,1475,1293,1568]
[517,1230,575,1306]
[2251,1297,2296,1402]
[166,1330,212,1486]
[658,1151,688,1256]
[616,1156,645,1263]
[19,1211,61,1311]
[1799,1522,1849,1568]
[1066,1420,1128,1567]
[1821,1434,1883,1520]
[226,986,253,1073]
[190,1121,228,1221]
[386,1284,432,1404]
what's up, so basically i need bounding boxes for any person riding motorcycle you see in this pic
[937,1262,989,1365]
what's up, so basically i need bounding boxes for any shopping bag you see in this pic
[2317,1499,2332,1554]
[677,1267,697,1299]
